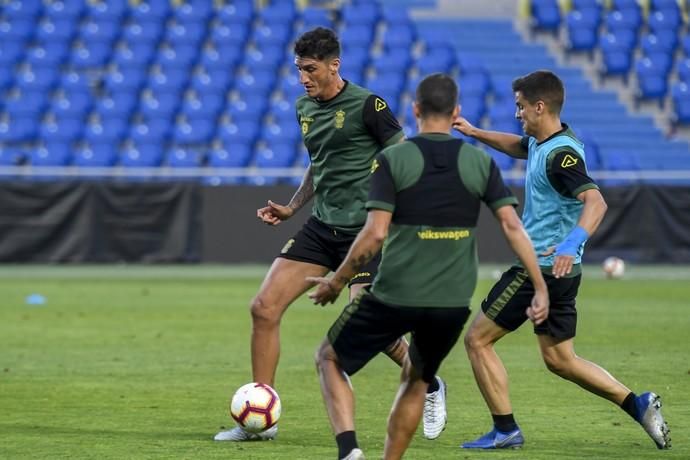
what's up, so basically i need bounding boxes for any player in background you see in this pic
[215,28,447,442]
[307,73,549,460]
[454,69,671,450]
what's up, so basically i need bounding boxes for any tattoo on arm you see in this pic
[348,250,375,274]
[288,166,314,212]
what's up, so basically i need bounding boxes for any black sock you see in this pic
[621,392,638,420]
[492,413,518,433]
[335,431,358,459]
[426,377,439,394]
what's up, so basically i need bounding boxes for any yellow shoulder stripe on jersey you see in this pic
[374,98,387,112]
[370,159,379,174]
[561,154,578,168]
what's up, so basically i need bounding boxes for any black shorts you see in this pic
[328,289,471,383]
[482,265,581,339]
[277,216,380,285]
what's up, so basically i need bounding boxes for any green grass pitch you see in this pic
[1,265,689,459]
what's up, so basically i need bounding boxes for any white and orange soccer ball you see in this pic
[602,256,626,279]
[230,382,281,433]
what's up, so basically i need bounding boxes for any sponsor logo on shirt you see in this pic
[374,98,387,112]
[417,229,470,240]
[561,154,578,168]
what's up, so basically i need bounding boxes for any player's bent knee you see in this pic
[542,354,568,376]
[249,296,280,325]
[314,340,337,369]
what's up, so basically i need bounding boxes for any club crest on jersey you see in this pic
[370,159,379,174]
[300,116,314,135]
[561,154,578,168]
[374,98,387,112]
[334,110,346,129]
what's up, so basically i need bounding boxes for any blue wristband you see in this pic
[555,226,589,257]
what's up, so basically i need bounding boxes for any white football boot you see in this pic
[213,424,278,441]
[423,376,447,440]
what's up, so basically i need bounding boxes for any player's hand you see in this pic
[541,246,575,278]
[452,116,475,137]
[257,200,294,226]
[306,276,343,306]
[526,287,549,325]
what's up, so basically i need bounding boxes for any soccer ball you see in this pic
[230,382,281,433]
[602,256,625,279]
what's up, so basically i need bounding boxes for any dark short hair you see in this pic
[294,27,340,60]
[415,73,458,117]
[512,70,565,114]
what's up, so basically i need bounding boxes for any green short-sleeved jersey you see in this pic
[296,81,403,233]
[366,133,518,307]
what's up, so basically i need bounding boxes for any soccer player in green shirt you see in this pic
[215,28,445,442]
[308,73,549,460]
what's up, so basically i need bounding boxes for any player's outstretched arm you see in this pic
[494,205,549,324]
[257,166,314,225]
[453,116,527,159]
[307,210,391,305]
[543,188,608,278]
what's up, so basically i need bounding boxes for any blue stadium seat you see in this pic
[381,5,412,28]
[3,0,43,20]
[26,42,70,69]
[415,50,456,74]
[260,2,297,25]
[251,23,292,47]
[648,8,682,34]
[29,142,72,166]
[242,46,285,71]
[96,92,137,120]
[167,147,204,168]
[60,71,92,93]
[459,73,491,98]
[216,1,254,25]
[599,33,634,79]
[0,42,25,67]
[131,0,171,23]
[0,68,13,92]
[210,23,250,46]
[6,91,48,118]
[531,0,561,32]
[180,93,225,121]
[566,10,599,53]
[0,145,26,166]
[459,96,486,123]
[112,42,156,69]
[635,59,669,106]
[278,73,304,100]
[381,26,416,50]
[36,18,77,43]
[122,142,165,165]
[268,99,296,123]
[233,71,276,95]
[165,21,207,48]
[676,58,690,83]
[86,0,128,22]
[342,3,380,28]
[173,119,216,145]
[572,0,603,12]
[139,90,180,121]
[0,116,38,143]
[671,82,690,124]
[84,118,128,144]
[74,144,118,168]
[217,120,260,146]
[641,32,678,55]
[147,68,189,95]
[129,119,171,144]
[485,147,515,171]
[105,68,147,94]
[339,24,375,49]
[51,91,92,120]
[43,0,84,21]
[70,42,112,69]
[16,67,59,92]
[260,121,301,145]
[371,48,412,74]
[0,19,34,42]
[123,20,164,44]
[226,95,268,123]
[155,45,197,70]
[79,19,120,44]
[190,69,233,95]
[299,7,334,31]
[173,2,213,24]
[605,8,642,32]
[209,143,253,168]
